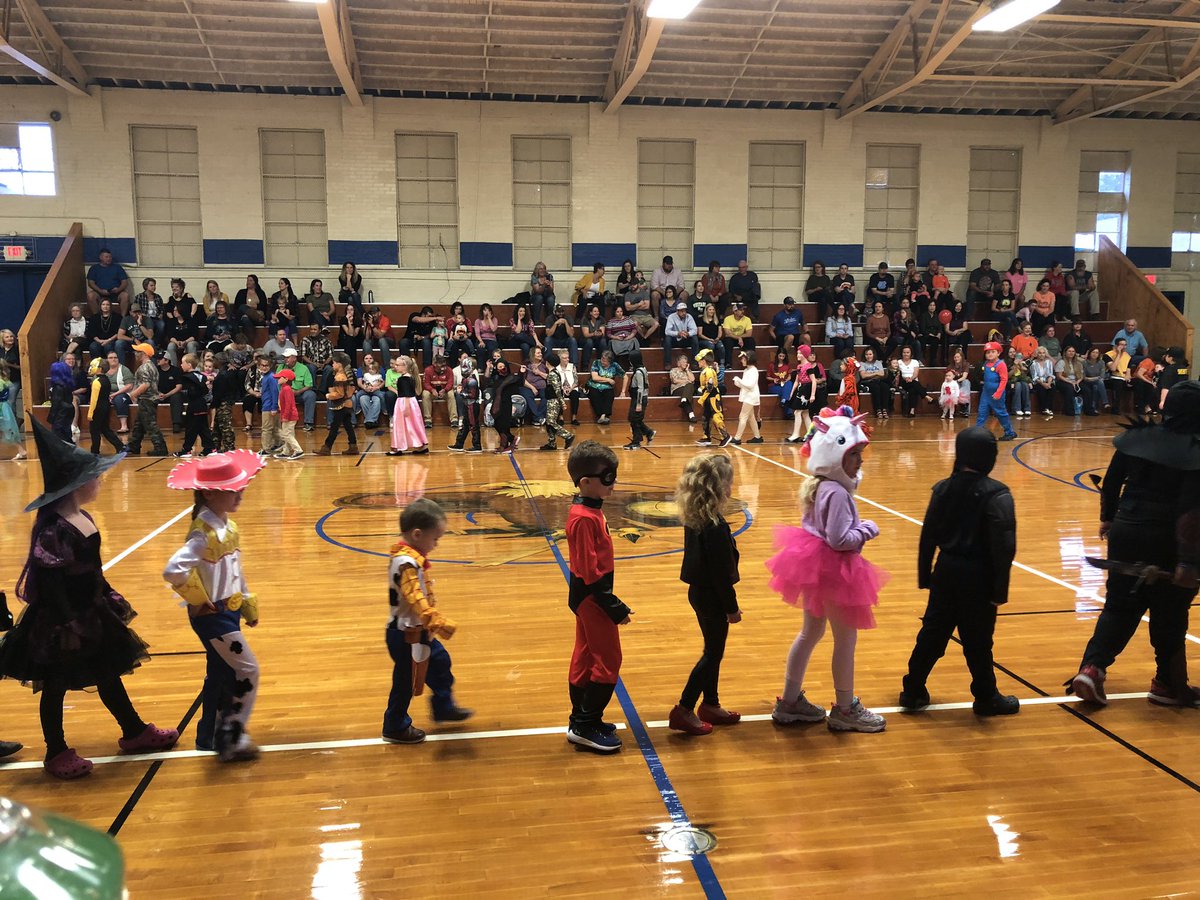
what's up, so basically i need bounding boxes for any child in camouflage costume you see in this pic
[540,349,576,452]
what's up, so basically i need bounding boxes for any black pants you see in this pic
[452,404,481,449]
[1033,382,1055,413]
[40,677,145,758]
[863,378,890,414]
[679,588,730,709]
[589,387,614,419]
[903,589,999,701]
[324,406,357,448]
[899,380,924,415]
[628,389,651,443]
[181,413,214,454]
[89,417,123,454]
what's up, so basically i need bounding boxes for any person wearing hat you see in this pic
[85,357,124,455]
[769,296,808,357]
[273,368,304,460]
[277,347,316,431]
[163,449,267,759]
[899,427,1020,716]
[663,301,698,369]
[695,348,730,447]
[975,341,1018,441]
[0,420,179,778]
[1070,381,1200,708]
[125,342,169,457]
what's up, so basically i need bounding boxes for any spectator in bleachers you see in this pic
[162,295,201,368]
[942,299,970,362]
[203,279,228,315]
[771,296,809,357]
[721,303,755,363]
[356,356,385,428]
[825,301,855,360]
[572,263,605,321]
[474,303,501,366]
[1061,320,1093,358]
[304,279,333,328]
[116,308,153,364]
[155,353,185,433]
[689,279,706,318]
[337,305,364,361]
[580,304,607,370]
[133,278,164,344]
[700,261,727,313]
[804,261,834,322]
[931,263,954,310]
[262,326,295,361]
[991,279,1019,339]
[918,298,943,365]
[1006,347,1032,417]
[1080,347,1107,415]
[545,303,579,367]
[1006,258,1028,302]
[520,347,550,426]
[859,348,889,419]
[651,256,687,321]
[948,347,972,417]
[360,305,392,366]
[864,301,891,361]
[897,259,919,301]
[530,261,556,323]
[508,304,540,358]
[1132,353,1159,416]
[867,262,896,313]
[224,332,253,373]
[104,350,134,434]
[268,278,300,336]
[234,274,269,334]
[889,306,921,361]
[421,355,455,428]
[896,346,924,417]
[1067,260,1099,321]
[664,301,699,368]
[615,259,636,303]
[627,279,660,343]
[61,303,89,356]
[728,259,761,319]
[338,261,363,311]
[398,305,436,365]
[922,258,940,289]
[1039,324,1062,360]
[1043,261,1069,321]
[0,329,21,429]
[622,266,651,316]
[1056,345,1085,416]
[966,258,998,319]
[1011,319,1038,361]
[205,301,235,353]
[1105,337,1132,414]
[1030,346,1056,417]
[766,349,792,418]
[553,348,582,427]
[831,263,857,317]
[445,318,474,367]
[697,302,724,365]
[300,322,334,397]
[1113,318,1148,361]
[588,350,623,425]
[85,248,130,315]
[87,297,121,361]
[905,271,931,311]
[670,353,697,422]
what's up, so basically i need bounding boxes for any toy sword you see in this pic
[1085,557,1167,592]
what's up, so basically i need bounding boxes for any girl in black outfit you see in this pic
[338,261,363,310]
[338,305,365,358]
[669,452,742,736]
[804,261,834,323]
[491,360,524,453]
[269,279,300,336]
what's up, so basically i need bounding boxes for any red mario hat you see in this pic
[167,449,266,492]
[984,341,1003,354]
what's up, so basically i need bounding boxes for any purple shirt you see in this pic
[802,480,875,552]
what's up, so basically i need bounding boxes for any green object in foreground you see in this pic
[0,797,125,899]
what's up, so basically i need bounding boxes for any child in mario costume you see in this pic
[163,449,266,761]
[976,341,1018,441]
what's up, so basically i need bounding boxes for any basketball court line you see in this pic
[102,506,193,572]
[0,692,1157,773]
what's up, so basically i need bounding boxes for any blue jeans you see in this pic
[545,335,579,366]
[976,391,1015,435]
[1081,379,1106,414]
[383,626,454,734]
[518,386,547,421]
[296,388,316,426]
[357,391,383,423]
[531,292,555,323]
[398,336,433,366]
[363,337,392,366]
[111,392,132,420]
[699,337,725,364]
[1011,381,1031,414]
[510,333,537,357]
[580,337,606,369]
[663,333,699,367]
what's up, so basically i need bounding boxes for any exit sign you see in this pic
[3,245,29,261]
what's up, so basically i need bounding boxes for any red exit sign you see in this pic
[3,245,29,261]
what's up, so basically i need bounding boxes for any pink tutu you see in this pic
[765,525,888,629]
[391,397,427,451]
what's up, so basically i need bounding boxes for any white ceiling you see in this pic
[2,0,1199,120]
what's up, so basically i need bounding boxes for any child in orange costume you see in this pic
[836,355,860,412]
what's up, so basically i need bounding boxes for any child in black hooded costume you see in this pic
[899,426,1020,716]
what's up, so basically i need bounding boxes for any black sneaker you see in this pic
[622,442,640,450]
[973,693,1020,716]
[730,438,742,445]
[432,704,474,723]
[719,435,733,447]
[448,445,465,452]
[173,450,192,458]
[564,434,576,449]
[645,428,656,444]
[148,450,170,457]
[382,725,427,744]
[539,442,558,451]
[748,437,764,444]
[466,446,483,453]
[566,725,622,753]
[571,419,580,426]
[303,424,314,432]
[898,688,930,712]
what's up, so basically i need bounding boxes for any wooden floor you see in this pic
[1,412,1198,898]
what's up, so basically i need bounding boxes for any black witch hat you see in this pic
[24,418,125,512]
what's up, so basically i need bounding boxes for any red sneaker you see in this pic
[118,724,180,753]
[1148,679,1200,708]
[668,705,712,736]
[1072,665,1108,706]
[697,703,742,726]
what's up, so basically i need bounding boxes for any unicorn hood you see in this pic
[802,405,871,492]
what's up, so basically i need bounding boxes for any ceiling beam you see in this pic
[839,0,933,110]
[1038,13,1200,30]
[315,0,361,106]
[840,3,990,119]
[926,73,1175,87]
[1057,37,1200,124]
[0,0,88,95]
[604,1,665,113]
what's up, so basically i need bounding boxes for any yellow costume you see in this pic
[698,364,728,442]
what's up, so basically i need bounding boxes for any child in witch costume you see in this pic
[382,498,472,745]
[899,427,1020,716]
[975,341,1018,441]
[448,357,483,452]
[565,440,631,752]
[0,420,179,778]
[163,450,266,760]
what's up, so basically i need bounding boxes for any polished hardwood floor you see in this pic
[1,411,1197,898]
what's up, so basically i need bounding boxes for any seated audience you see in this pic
[86,248,130,315]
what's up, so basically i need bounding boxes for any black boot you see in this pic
[582,681,619,733]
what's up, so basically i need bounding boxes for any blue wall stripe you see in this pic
[572,242,637,268]
[803,243,863,268]
[82,237,137,265]
[916,244,967,268]
[1126,246,1172,269]
[203,239,264,265]
[328,240,398,266]
[460,241,513,267]
[505,453,727,899]
[692,243,747,269]
[1017,244,1075,270]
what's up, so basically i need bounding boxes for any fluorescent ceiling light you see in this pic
[287,0,327,4]
[973,0,1060,32]
[647,0,702,19]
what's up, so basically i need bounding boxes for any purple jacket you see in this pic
[802,479,878,552]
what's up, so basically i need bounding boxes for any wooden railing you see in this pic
[1098,235,1193,362]
[17,222,84,428]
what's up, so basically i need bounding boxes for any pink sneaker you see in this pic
[118,724,180,753]
[45,748,93,779]
[1071,665,1108,706]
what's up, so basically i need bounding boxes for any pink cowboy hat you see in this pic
[167,449,266,492]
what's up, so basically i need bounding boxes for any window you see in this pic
[748,142,804,270]
[864,144,919,264]
[261,129,328,268]
[0,123,55,196]
[967,148,1021,265]
[512,137,571,272]
[131,126,202,266]
[637,140,694,265]
[1172,152,1200,271]
[1076,151,1130,253]
[396,133,459,268]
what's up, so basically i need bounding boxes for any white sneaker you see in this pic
[771,692,827,724]
[827,698,886,733]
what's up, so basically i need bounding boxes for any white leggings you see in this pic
[782,611,859,707]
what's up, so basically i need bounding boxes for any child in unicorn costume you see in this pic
[767,405,890,733]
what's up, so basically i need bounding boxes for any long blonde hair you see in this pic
[675,453,733,531]
[798,474,821,514]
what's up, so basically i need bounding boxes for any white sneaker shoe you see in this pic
[771,692,827,724]
[827,698,886,733]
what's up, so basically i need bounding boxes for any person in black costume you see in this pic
[490,360,524,453]
[1069,381,1200,707]
[85,358,124,455]
[176,354,215,458]
[899,427,1020,716]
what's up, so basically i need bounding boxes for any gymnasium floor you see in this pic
[0,413,1198,898]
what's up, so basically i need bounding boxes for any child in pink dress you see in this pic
[767,405,890,732]
[388,356,428,456]
[938,370,962,419]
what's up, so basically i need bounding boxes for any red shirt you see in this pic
[278,383,298,421]
[423,365,451,393]
[567,500,613,586]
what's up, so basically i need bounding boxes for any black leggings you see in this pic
[863,378,890,414]
[903,590,998,701]
[324,406,357,448]
[679,589,730,709]
[40,677,145,758]
[589,387,614,419]
[89,418,123,454]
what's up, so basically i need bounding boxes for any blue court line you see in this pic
[1072,467,1104,492]
[505,453,726,900]
[1009,427,1112,493]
